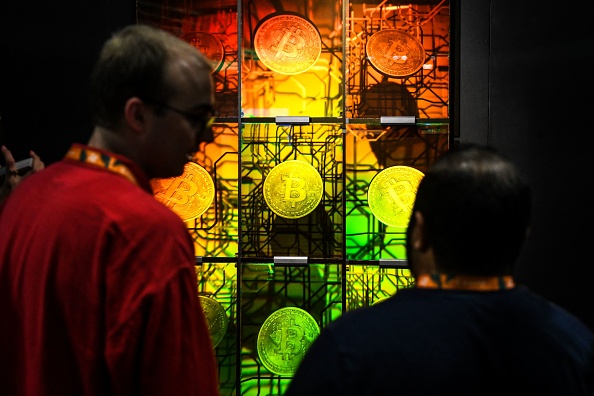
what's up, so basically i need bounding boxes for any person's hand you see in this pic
[1,146,45,203]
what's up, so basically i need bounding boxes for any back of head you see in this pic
[89,24,212,130]
[410,144,532,275]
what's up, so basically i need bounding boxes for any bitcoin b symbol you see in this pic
[385,179,415,212]
[283,174,306,207]
[272,27,306,60]
[158,176,199,207]
[271,318,306,362]
[151,162,215,221]
[384,38,410,65]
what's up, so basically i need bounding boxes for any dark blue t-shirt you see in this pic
[286,286,594,395]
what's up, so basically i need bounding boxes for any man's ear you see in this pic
[411,211,429,252]
[124,97,146,134]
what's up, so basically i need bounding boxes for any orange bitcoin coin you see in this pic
[254,13,322,75]
[151,162,215,222]
[366,29,425,77]
[182,32,225,73]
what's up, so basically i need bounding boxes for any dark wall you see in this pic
[460,0,594,329]
[0,0,135,165]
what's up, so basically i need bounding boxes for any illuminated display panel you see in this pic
[240,122,343,259]
[242,1,342,118]
[137,0,450,394]
[345,0,449,263]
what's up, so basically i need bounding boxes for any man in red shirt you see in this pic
[0,25,219,395]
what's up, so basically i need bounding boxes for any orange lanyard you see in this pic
[416,273,515,291]
[65,145,138,186]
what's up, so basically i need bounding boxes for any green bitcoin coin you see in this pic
[367,165,424,227]
[257,307,320,375]
[263,160,323,219]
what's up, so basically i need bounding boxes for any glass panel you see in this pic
[240,263,342,395]
[240,123,343,258]
[137,0,451,393]
[345,0,450,261]
[189,123,239,258]
[241,0,343,118]
[347,265,414,310]
[196,263,238,395]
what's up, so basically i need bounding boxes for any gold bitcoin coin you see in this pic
[257,307,320,375]
[199,295,228,348]
[367,165,424,227]
[366,29,425,77]
[151,162,215,222]
[182,32,225,73]
[254,13,322,75]
[263,160,323,219]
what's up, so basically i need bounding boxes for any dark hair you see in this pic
[89,24,211,129]
[407,144,532,275]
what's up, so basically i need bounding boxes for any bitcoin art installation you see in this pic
[367,165,424,227]
[257,307,320,375]
[199,295,229,348]
[151,162,215,222]
[366,29,425,77]
[182,31,225,73]
[263,160,323,219]
[254,13,322,75]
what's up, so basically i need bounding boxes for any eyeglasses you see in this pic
[141,97,216,132]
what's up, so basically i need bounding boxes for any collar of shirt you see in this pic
[64,144,152,193]
[416,273,515,291]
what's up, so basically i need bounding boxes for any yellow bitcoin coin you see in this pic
[263,160,323,219]
[367,165,424,227]
[366,29,425,77]
[199,295,228,348]
[257,307,320,375]
[254,13,322,75]
[151,162,215,222]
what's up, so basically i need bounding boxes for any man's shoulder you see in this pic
[29,160,187,232]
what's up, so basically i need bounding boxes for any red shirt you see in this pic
[0,144,219,395]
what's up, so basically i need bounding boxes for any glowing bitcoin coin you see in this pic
[199,295,228,348]
[151,162,215,221]
[182,31,225,73]
[254,13,322,75]
[366,29,425,77]
[263,160,323,219]
[257,307,320,375]
[367,165,424,227]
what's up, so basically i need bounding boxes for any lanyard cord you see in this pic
[416,273,515,291]
[65,146,138,186]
